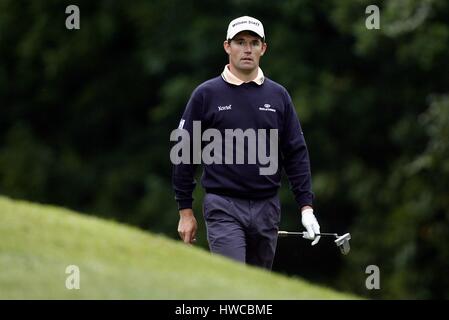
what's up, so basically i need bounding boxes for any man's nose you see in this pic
[243,43,252,52]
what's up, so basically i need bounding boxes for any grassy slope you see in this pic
[0,196,357,299]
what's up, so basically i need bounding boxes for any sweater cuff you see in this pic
[296,194,314,210]
[177,199,193,211]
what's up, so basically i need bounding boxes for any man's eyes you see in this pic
[236,41,261,47]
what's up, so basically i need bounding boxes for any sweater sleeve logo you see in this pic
[259,103,276,112]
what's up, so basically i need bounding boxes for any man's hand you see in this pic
[178,208,198,245]
[301,206,321,246]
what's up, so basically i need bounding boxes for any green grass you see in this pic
[0,195,358,299]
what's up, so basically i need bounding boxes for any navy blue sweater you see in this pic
[172,76,314,209]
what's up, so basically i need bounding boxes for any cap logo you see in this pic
[232,20,259,28]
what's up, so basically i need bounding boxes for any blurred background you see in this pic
[1,0,448,299]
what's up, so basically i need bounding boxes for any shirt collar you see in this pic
[221,64,265,86]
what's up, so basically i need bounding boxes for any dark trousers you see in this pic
[203,193,281,269]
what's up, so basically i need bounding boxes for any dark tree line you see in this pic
[1,0,448,298]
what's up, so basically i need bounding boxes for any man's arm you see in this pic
[280,90,320,245]
[280,90,314,209]
[171,88,203,244]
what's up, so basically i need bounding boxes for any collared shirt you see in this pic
[221,64,265,86]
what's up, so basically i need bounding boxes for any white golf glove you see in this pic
[301,208,321,246]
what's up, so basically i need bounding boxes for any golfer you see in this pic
[172,16,320,269]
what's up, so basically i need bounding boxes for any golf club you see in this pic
[278,231,352,255]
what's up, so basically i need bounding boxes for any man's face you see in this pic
[224,31,267,73]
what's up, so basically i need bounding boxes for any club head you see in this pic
[334,233,351,255]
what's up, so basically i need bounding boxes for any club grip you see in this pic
[278,231,305,237]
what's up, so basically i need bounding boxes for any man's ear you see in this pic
[223,40,231,54]
[261,42,267,56]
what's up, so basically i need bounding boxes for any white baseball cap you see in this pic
[226,16,265,41]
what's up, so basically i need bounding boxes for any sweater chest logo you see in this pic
[259,103,276,112]
[218,104,232,111]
